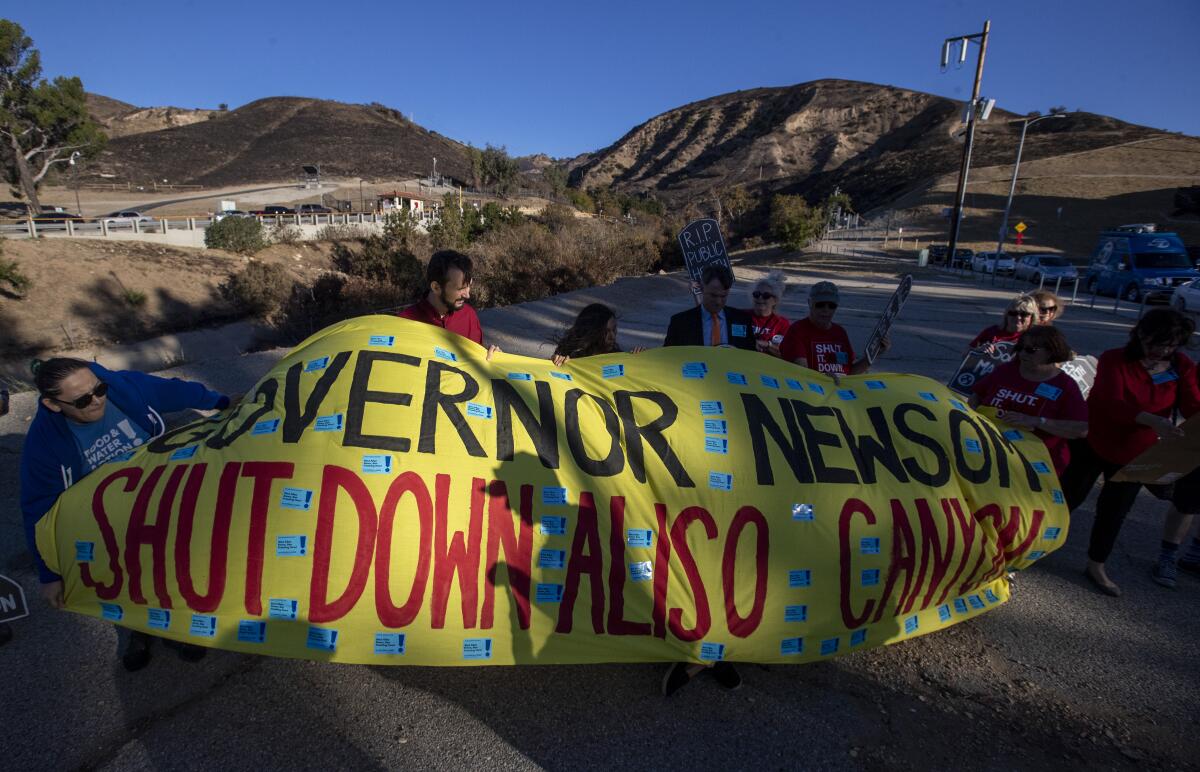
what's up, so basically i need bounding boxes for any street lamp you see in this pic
[432,157,437,185]
[995,113,1069,256]
[68,151,82,215]
[939,21,990,266]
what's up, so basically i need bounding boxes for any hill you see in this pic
[85,93,220,138]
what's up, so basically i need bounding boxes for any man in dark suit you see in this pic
[663,265,756,350]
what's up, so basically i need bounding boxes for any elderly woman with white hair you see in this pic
[746,270,790,357]
[968,293,1038,353]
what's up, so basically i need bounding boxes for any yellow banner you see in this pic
[37,316,1068,665]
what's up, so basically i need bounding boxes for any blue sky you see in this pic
[9,0,1198,158]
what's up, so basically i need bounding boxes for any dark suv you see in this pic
[296,204,332,214]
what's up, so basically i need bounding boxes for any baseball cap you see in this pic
[810,281,839,304]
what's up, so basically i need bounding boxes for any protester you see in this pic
[779,280,886,375]
[1151,494,1200,588]
[968,294,1037,350]
[1060,309,1200,596]
[663,265,756,350]
[551,303,643,365]
[19,358,233,670]
[746,271,790,357]
[1031,289,1063,326]
[969,326,1087,475]
[399,249,499,357]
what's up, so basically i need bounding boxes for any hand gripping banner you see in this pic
[37,316,1068,665]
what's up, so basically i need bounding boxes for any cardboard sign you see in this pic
[1112,412,1200,483]
[0,574,30,624]
[678,219,731,298]
[864,274,913,364]
[948,341,1016,396]
[1059,355,1098,400]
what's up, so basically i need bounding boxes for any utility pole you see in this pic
[941,20,990,264]
[995,113,1068,256]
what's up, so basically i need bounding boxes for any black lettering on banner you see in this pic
[739,393,814,485]
[614,391,693,487]
[282,351,352,443]
[789,400,858,484]
[949,411,991,484]
[345,351,420,452]
[493,379,560,469]
[892,403,950,487]
[206,378,279,450]
[831,405,909,485]
[147,422,218,454]
[564,389,625,477]
[977,419,1043,492]
[418,361,486,457]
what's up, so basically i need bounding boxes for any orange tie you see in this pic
[710,311,721,346]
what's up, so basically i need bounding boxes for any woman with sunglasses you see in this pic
[1030,289,1063,326]
[969,326,1087,476]
[19,357,233,670]
[968,294,1038,352]
[746,271,790,357]
[1060,309,1200,596]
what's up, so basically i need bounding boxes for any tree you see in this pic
[480,144,519,196]
[429,192,467,250]
[0,20,106,213]
[770,194,820,252]
[466,145,484,190]
[1048,105,1067,115]
[541,165,567,199]
[718,185,754,228]
[218,102,228,111]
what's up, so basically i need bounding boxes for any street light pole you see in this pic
[69,151,82,215]
[940,20,990,266]
[995,113,1068,256]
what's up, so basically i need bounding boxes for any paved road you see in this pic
[1,251,1196,771]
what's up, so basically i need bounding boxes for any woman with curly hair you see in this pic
[551,303,642,365]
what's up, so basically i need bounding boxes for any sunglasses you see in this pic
[1038,306,1057,314]
[1006,310,1033,318]
[814,301,838,310]
[51,380,108,410]
[751,292,775,300]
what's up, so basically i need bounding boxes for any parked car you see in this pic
[253,205,295,216]
[1170,278,1200,314]
[26,210,87,224]
[1014,254,1079,284]
[950,248,974,268]
[927,244,949,265]
[296,204,332,214]
[102,210,155,226]
[211,209,254,222]
[1084,227,1198,302]
[971,251,1016,275]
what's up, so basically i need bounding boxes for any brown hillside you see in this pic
[85,93,218,138]
[84,97,472,186]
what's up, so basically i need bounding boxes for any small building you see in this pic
[376,189,439,219]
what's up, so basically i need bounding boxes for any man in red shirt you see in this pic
[399,250,498,355]
[779,281,884,376]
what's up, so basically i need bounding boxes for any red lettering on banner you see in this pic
[651,503,672,639]
[240,462,295,615]
[957,503,998,595]
[606,496,651,636]
[81,468,141,600]
[668,506,717,641]
[375,472,433,628]
[309,465,379,623]
[125,464,175,607]
[872,500,917,624]
[431,474,484,629]
[176,463,235,612]
[941,498,978,604]
[480,481,533,630]
[912,498,956,612]
[557,492,605,634]
[839,498,876,628]
[721,506,768,637]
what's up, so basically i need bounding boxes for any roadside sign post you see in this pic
[677,218,732,301]
[1015,221,1026,246]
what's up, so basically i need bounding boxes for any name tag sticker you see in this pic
[268,598,299,620]
[306,626,338,651]
[314,413,344,432]
[507,372,532,381]
[100,602,123,621]
[949,399,968,411]
[1043,526,1062,540]
[786,379,804,391]
[1031,461,1051,474]
[629,561,653,582]
[699,642,725,661]
[968,595,986,610]
[808,383,825,395]
[190,614,217,638]
[1051,489,1065,504]
[704,419,728,434]
[964,438,982,454]
[705,436,729,454]
[834,351,849,364]
[919,391,938,402]
[462,638,493,660]
[1003,429,1023,441]
[954,598,969,614]
[938,604,952,622]
[466,403,493,419]
[850,629,868,647]
[170,445,198,461]
[860,537,881,554]
[276,535,308,557]
[820,638,840,656]
[726,372,748,385]
[865,380,887,390]
[904,615,920,634]
[626,529,653,548]
[542,486,568,505]
[1151,369,1178,385]
[760,375,780,389]
[1027,550,1046,560]
[252,418,281,435]
[536,583,564,603]
[791,503,814,521]
[700,400,724,416]
[708,472,733,491]
[361,454,393,474]
[147,608,171,630]
[837,389,857,401]
[538,549,566,569]
[781,637,805,656]
[731,323,748,338]
[784,605,808,623]
[368,335,395,347]
[788,569,812,588]
[238,620,267,644]
[280,487,313,511]
[375,632,406,655]
[682,362,708,379]
[601,364,625,379]
[550,371,573,381]
[861,568,881,587]
[985,588,1000,604]
[1034,382,1063,400]
[434,346,457,362]
[75,540,95,562]
[304,356,330,373]
[540,516,567,536]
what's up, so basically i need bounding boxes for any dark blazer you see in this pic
[663,305,757,350]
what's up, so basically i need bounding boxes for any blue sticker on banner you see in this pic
[786,379,804,390]
[375,632,406,655]
[276,535,308,557]
[708,472,733,491]
[100,602,123,621]
[268,598,299,621]
[602,364,625,379]
[850,629,868,647]
[726,372,748,386]
[238,620,267,644]
[626,529,653,548]
[75,540,94,562]
[542,486,568,505]
[507,372,532,381]
[700,400,724,415]
[861,568,880,587]
[705,436,729,454]
[788,569,812,588]
[540,516,567,536]
[462,638,493,660]
[279,487,313,510]
[985,588,1000,604]
[252,418,281,435]
[550,371,573,381]
[918,391,938,402]
[865,380,887,390]
[629,561,653,582]
[1043,526,1062,540]
[704,419,728,434]
[1003,429,1023,441]
[954,598,969,614]
[361,454,393,474]
[904,615,920,634]
[681,362,708,379]
[761,375,780,389]
[314,413,344,432]
[1151,369,1178,385]
[368,335,395,347]
[938,604,952,622]
[860,537,881,555]
[306,626,338,651]
[784,604,808,623]
[1031,461,1051,474]
[535,583,564,603]
[1051,489,1064,504]
[147,608,170,630]
[699,642,725,661]
[169,445,198,461]
[304,356,330,373]
[968,595,985,610]
[808,383,825,395]
[781,637,805,656]
[792,503,815,521]
[1027,550,1046,560]
[538,549,566,569]
[820,638,840,656]
[465,403,493,419]
[837,389,857,401]
[434,346,457,362]
[949,399,968,411]
[190,614,217,638]
[964,438,982,454]
[1034,382,1062,400]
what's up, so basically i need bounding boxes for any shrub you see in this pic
[277,272,410,342]
[269,221,303,245]
[770,194,821,251]
[122,288,147,308]
[0,257,31,296]
[538,203,576,234]
[220,261,292,318]
[330,237,424,295]
[315,223,367,242]
[205,217,267,254]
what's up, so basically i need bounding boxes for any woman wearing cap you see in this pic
[780,281,884,376]
[746,271,790,357]
[968,294,1038,352]
[19,357,233,670]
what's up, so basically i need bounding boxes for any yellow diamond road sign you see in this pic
[1014,222,1027,233]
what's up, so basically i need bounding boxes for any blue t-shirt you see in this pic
[68,402,151,472]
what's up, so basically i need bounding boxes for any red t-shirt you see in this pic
[780,318,855,375]
[749,312,790,354]
[971,362,1087,475]
[398,297,484,345]
[969,325,1022,349]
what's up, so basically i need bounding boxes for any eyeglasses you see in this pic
[814,301,838,310]
[1038,306,1057,314]
[1006,310,1033,318]
[751,292,775,300]
[51,381,108,410]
